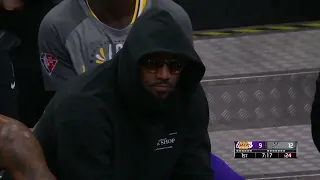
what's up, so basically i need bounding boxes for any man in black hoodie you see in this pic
[32,9,213,180]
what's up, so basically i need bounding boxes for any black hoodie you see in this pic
[33,9,213,180]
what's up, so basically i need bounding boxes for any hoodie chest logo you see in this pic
[89,42,124,65]
[155,132,177,151]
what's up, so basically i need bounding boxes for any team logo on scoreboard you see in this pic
[236,141,253,149]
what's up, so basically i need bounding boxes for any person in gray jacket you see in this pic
[38,0,193,93]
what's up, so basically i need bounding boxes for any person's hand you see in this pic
[0,0,23,11]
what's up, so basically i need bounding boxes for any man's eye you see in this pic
[148,59,156,64]
[171,62,182,67]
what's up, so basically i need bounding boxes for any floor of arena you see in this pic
[199,27,320,179]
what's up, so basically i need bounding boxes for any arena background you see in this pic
[175,0,320,179]
[2,0,320,179]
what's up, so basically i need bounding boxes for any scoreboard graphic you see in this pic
[234,141,298,158]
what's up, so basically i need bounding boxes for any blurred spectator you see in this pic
[312,75,320,152]
[0,31,19,119]
[1,0,61,127]
[0,0,24,119]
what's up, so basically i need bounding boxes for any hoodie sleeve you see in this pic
[311,75,320,152]
[172,86,213,180]
[53,94,113,180]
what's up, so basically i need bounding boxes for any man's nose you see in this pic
[156,64,171,79]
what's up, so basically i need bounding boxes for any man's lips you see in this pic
[153,84,170,91]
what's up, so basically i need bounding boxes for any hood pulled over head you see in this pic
[117,8,205,114]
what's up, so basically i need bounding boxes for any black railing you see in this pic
[175,0,320,30]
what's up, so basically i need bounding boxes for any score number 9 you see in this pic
[259,143,263,148]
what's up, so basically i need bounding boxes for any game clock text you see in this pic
[234,141,298,159]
